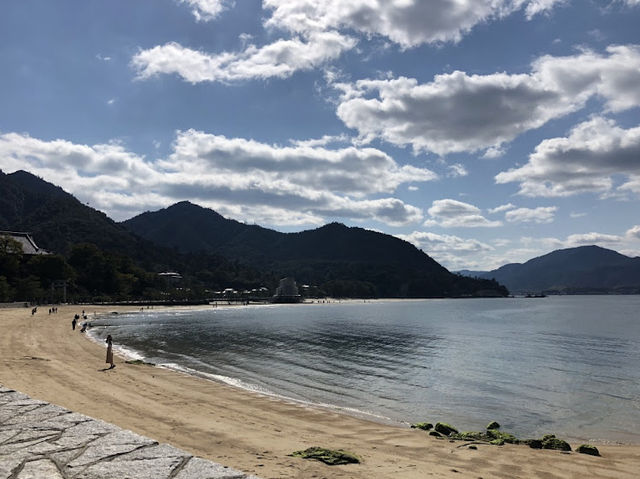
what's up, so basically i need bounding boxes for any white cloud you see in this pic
[289,134,350,148]
[132,32,356,83]
[179,0,231,22]
[0,131,432,227]
[570,212,587,218]
[565,232,623,245]
[447,163,468,178]
[488,203,516,214]
[165,129,436,197]
[483,145,507,158]
[533,45,640,113]
[496,117,640,197]
[397,231,494,270]
[524,0,567,19]
[505,206,557,223]
[425,199,502,228]
[335,45,640,155]
[264,0,564,48]
[400,231,493,253]
[627,225,640,239]
[136,1,568,84]
[520,236,565,250]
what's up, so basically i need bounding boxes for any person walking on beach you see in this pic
[71,317,77,330]
[105,334,115,369]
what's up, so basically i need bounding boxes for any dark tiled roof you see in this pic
[0,231,49,255]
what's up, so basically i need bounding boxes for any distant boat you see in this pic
[525,293,547,298]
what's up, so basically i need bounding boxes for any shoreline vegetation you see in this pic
[1,304,639,478]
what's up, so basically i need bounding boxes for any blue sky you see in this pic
[1,0,640,270]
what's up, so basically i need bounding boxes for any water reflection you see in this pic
[90,297,640,442]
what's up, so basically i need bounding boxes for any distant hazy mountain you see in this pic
[473,246,640,294]
[123,201,508,298]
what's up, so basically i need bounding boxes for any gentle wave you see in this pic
[85,327,146,361]
[86,315,398,426]
[86,297,640,443]
[156,361,398,425]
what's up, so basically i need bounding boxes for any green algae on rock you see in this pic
[290,447,360,465]
[522,439,543,449]
[450,428,518,445]
[486,421,501,430]
[450,431,486,441]
[576,444,600,456]
[445,425,574,452]
[541,435,571,451]
[487,429,518,444]
[435,422,459,436]
[411,422,433,431]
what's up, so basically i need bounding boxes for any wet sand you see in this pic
[1,304,638,478]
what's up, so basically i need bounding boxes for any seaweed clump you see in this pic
[418,419,584,456]
[411,422,433,431]
[290,447,360,465]
[541,434,572,451]
[450,424,518,445]
[576,444,600,456]
[434,422,459,436]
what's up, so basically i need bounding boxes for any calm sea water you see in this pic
[88,296,640,444]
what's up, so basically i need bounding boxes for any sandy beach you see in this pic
[1,305,639,478]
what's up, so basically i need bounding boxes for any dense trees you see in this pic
[0,240,280,303]
[0,236,73,302]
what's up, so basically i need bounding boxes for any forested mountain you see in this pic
[123,201,507,298]
[0,169,508,301]
[0,169,154,260]
[470,246,640,294]
[0,170,274,302]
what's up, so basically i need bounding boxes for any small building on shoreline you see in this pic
[272,277,302,303]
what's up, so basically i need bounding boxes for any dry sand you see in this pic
[1,304,639,478]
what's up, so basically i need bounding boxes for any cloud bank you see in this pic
[136,0,567,84]
[335,45,640,155]
[496,117,640,197]
[132,33,356,83]
[0,131,433,226]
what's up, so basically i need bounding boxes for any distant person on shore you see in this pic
[106,335,115,369]
[71,317,77,330]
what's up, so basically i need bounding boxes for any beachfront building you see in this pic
[272,277,302,303]
[0,231,49,255]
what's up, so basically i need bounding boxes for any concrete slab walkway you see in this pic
[0,386,261,479]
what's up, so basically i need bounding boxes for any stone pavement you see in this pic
[0,386,261,479]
